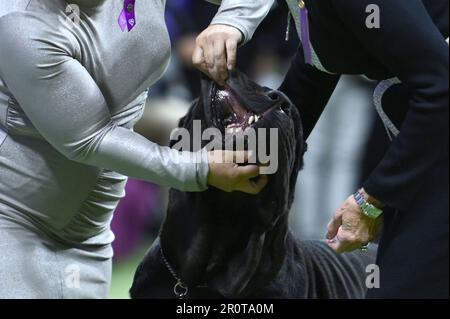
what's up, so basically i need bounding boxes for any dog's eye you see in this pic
[267,91,280,101]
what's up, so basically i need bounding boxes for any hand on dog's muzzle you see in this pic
[207,150,268,195]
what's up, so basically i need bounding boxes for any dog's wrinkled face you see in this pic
[161,70,305,298]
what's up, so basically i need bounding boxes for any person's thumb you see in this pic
[327,213,342,240]
[237,164,260,180]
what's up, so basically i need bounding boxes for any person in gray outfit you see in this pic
[0,0,272,298]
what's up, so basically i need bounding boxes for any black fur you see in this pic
[130,70,376,299]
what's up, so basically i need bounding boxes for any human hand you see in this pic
[326,193,382,253]
[175,34,198,67]
[207,150,268,195]
[192,24,243,86]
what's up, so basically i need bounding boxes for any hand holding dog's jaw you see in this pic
[192,24,242,86]
[207,150,269,195]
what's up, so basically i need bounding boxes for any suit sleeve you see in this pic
[0,17,209,193]
[279,47,341,138]
[205,0,275,43]
[331,0,449,210]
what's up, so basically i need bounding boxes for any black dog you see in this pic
[130,70,376,299]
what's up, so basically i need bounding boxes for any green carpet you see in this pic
[109,246,149,299]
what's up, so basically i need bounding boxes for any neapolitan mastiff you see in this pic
[130,70,376,299]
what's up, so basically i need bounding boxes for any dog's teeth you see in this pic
[248,116,255,125]
[254,115,260,122]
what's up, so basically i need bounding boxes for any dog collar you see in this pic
[160,246,209,299]
[118,0,137,32]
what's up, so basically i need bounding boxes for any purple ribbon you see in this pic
[118,0,137,32]
[299,3,312,65]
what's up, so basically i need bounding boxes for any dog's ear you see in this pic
[287,103,307,209]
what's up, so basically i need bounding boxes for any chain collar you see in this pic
[160,246,209,299]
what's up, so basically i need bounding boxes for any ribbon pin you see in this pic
[299,0,313,65]
[118,0,137,32]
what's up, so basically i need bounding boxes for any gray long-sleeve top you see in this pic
[0,0,272,243]
[0,0,272,192]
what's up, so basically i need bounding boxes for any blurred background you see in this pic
[109,0,390,298]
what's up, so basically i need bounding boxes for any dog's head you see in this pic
[160,70,306,297]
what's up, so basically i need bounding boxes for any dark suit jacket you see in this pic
[279,0,449,211]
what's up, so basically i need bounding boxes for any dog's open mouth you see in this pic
[212,84,286,134]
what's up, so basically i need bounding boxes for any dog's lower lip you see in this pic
[225,113,260,129]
